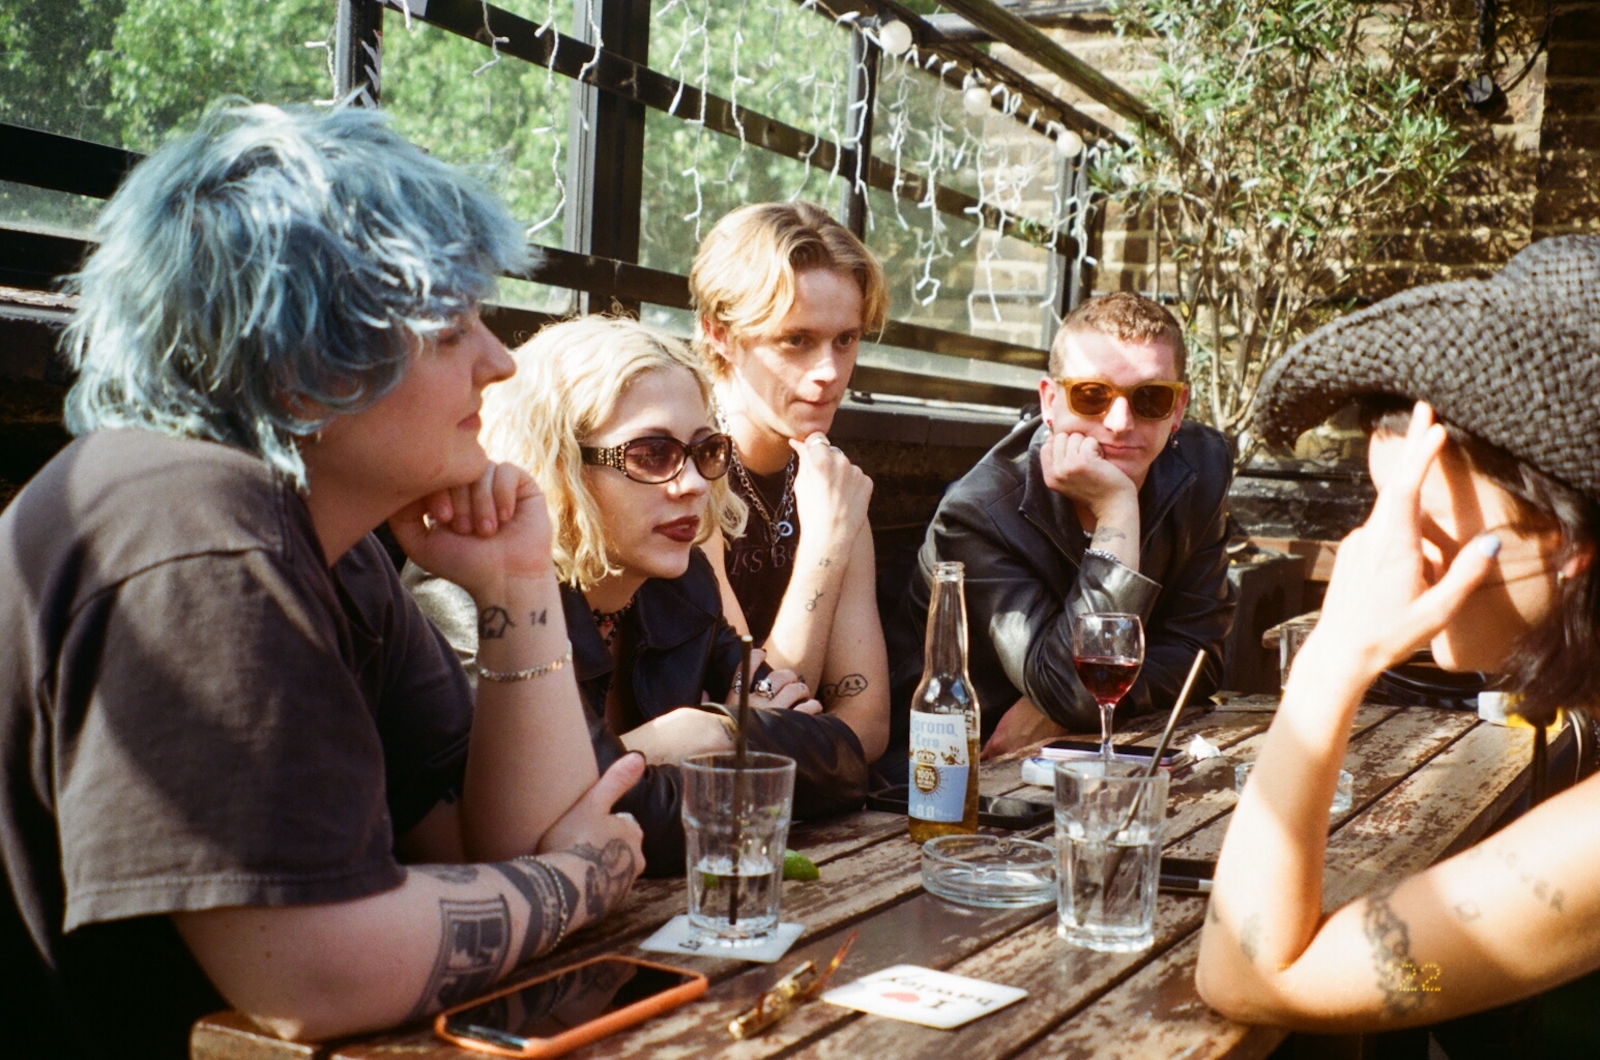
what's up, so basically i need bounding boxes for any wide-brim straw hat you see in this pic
[1255,235,1600,501]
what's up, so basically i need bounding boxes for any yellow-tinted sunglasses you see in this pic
[1055,378,1186,421]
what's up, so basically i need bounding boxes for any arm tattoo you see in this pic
[1238,913,1261,964]
[567,840,640,920]
[479,606,513,639]
[411,864,481,885]
[531,609,548,626]
[818,556,834,568]
[1090,528,1129,550]
[491,859,579,967]
[1362,884,1428,1016]
[805,589,824,613]
[407,897,511,1020]
[819,673,868,706]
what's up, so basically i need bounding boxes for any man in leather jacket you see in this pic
[885,293,1236,774]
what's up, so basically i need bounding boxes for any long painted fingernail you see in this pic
[1475,534,1502,558]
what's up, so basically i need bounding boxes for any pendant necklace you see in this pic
[591,597,635,649]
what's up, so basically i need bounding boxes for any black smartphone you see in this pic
[865,786,1052,829]
[435,955,707,1057]
[1158,856,1216,895]
[1040,738,1177,767]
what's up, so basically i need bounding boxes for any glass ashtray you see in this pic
[920,834,1056,908]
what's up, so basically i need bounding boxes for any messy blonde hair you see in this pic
[482,317,747,590]
[689,201,889,380]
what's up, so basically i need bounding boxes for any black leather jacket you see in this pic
[405,550,868,876]
[886,416,1236,759]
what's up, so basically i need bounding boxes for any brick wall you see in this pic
[992,3,1587,300]
[1534,2,1600,240]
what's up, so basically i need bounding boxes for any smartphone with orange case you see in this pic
[433,955,707,1058]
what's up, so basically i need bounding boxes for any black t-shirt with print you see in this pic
[725,461,799,644]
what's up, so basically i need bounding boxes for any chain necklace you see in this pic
[730,447,797,554]
[591,597,635,649]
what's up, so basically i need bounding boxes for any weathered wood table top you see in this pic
[192,702,1533,1060]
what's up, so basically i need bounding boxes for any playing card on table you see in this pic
[819,964,1027,1029]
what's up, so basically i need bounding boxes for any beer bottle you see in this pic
[907,561,981,842]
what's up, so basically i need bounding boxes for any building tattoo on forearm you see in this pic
[407,896,511,1020]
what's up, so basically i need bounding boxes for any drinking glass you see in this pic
[1071,612,1144,765]
[680,752,795,945]
[1055,759,1167,953]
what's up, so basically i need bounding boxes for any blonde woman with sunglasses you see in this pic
[885,292,1237,772]
[407,317,871,875]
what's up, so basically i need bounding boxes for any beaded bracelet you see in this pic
[478,640,573,683]
[1083,546,1123,566]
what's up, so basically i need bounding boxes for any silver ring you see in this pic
[829,445,843,454]
[807,435,830,448]
[613,811,638,827]
[751,678,775,698]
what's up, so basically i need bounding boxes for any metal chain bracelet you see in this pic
[514,854,573,948]
[478,640,573,683]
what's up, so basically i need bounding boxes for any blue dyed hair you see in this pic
[63,99,527,488]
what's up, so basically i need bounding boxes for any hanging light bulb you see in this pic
[1055,127,1085,158]
[962,84,992,117]
[877,19,913,57]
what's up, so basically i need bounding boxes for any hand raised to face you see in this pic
[1039,428,1140,511]
[389,460,556,599]
[788,432,872,551]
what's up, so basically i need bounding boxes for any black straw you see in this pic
[730,635,754,926]
[1102,649,1207,897]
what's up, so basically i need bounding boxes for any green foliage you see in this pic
[0,0,120,142]
[95,0,333,153]
[380,15,567,235]
[640,0,854,274]
[1097,0,1466,450]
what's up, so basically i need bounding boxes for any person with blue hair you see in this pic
[0,101,645,1058]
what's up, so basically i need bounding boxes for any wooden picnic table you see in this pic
[192,700,1535,1060]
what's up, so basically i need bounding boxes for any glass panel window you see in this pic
[639,110,845,277]
[382,11,569,245]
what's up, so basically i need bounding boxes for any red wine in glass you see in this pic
[1071,613,1144,767]
[1074,656,1141,706]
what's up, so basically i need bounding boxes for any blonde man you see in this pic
[888,292,1236,765]
[408,317,873,875]
[690,202,891,766]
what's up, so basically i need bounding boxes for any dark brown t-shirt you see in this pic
[0,429,473,1059]
[724,461,799,644]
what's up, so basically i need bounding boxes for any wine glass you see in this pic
[1071,613,1145,767]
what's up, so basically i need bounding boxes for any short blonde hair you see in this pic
[481,317,747,590]
[690,202,889,379]
[1051,292,1187,379]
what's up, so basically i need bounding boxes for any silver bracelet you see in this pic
[478,640,573,683]
[1083,546,1122,566]
[516,855,573,948]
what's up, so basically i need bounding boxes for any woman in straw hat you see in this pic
[1198,236,1600,1041]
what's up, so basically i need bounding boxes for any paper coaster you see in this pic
[820,964,1028,1029]
[637,915,805,963]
